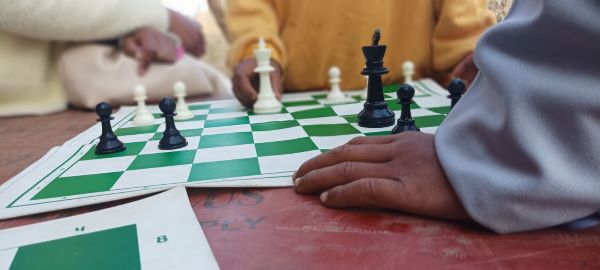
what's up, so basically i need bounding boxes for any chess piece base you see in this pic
[158,131,188,150]
[253,98,282,114]
[357,101,395,128]
[391,120,420,134]
[174,111,194,121]
[95,139,126,154]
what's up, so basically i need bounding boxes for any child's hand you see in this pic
[168,9,205,57]
[232,58,284,108]
[451,53,477,89]
[122,28,177,76]
[293,132,471,222]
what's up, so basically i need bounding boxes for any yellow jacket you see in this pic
[227,0,496,91]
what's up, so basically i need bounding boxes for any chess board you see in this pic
[0,79,451,219]
[0,187,219,269]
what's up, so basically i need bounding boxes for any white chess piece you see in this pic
[173,81,193,120]
[403,61,414,85]
[325,66,347,104]
[132,85,154,125]
[252,38,282,114]
[360,75,368,99]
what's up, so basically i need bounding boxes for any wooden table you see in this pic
[1,110,599,270]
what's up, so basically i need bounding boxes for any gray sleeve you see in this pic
[434,0,600,233]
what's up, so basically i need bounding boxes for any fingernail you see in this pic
[320,192,328,203]
[294,177,302,187]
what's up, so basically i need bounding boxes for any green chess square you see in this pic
[128,150,196,170]
[188,104,211,110]
[81,142,145,160]
[386,100,420,111]
[115,124,160,136]
[209,107,246,114]
[414,115,446,128]
[291,107,337,119]
[175,114,207,121]
[364,131,392,136]
[428,106,451,115]
[255,137,318,156]
[188,158,260,182]
[282,100,320,107]
[251,120,299,131]
[303,124,360,137]
[247,107,288,115]
[342,115,358,123]
[32,172,123,200]
[311,94,327,99]
[198,132,253,148]
[9,225,141,270]
[150,128,203,141]
[383,83,400,94]
[204,116,249,128]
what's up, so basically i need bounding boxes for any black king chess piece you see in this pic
[158,97,188,150]
[357,29,395,128]
[95,102,126,154]
[448,79,466,110]
[391,84,420,134]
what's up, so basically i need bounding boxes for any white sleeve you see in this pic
[435,0,600,233]
[0,0,168,41]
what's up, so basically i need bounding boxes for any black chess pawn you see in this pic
[357,29,395,128]
[448,79,466,110]
[95,102,126,154]
[391,84,420,134]
[158,97,188,150]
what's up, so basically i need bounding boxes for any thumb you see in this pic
[320,178,404,208]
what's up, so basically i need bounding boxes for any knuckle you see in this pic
[331,144,352,160]
[361,180,377,199]
[347,136,365,145]
[336,161,355,179]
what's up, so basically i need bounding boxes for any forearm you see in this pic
[0,0,168,41]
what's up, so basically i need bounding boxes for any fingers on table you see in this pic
[233,69,258,108]
[294,143,394,180]
[295,162,392,194]
[320,178,408,209]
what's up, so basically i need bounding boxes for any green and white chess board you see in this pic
[0,187,219,270]
[0,79,451,219]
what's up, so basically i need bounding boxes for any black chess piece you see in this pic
[158,97,188,150]
[448,79,466,110]
[391,84,420,134]
[357,29,395,128]
[95,102,126,154]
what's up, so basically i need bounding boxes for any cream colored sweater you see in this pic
[0,0,168,117]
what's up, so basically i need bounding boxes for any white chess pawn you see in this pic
[360,75,368,99]
[132,85,154,125]
[253,38,283,114]
[403,61,414,85]
[174,81,193,120]
[325,66,347,104]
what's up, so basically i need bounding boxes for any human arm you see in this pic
[0,0,168,41]
[432,0,496,85]
[226,0,285,107]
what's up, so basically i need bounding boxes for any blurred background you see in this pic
[162,0,513,77]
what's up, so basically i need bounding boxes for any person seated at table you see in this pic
[293,0,600,233]
[0,0,228,117]
[226,0,496,108]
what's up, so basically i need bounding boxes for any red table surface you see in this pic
[1,110,599,270]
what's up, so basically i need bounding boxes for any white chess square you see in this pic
[310,134,361,150]
[350,123,392,134]
[158,120,204,132]
[206,111,248,120]
[331,102,364,116]
[259,150,321,174]
[139,136,200,155]
[61,156,136,177]
[190,108,209,115]
[112,164,191,189]
[202,124,251,136]
[194,144,257,163]
[421,126,438,134]
[209,100,244,109]
[297,116,347,126]
[285,105,323,113]
[119,133,156,144]
[411,108,439,117]
[252,126,308,143]
[414,96,449,108]
[248,113,294,124]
